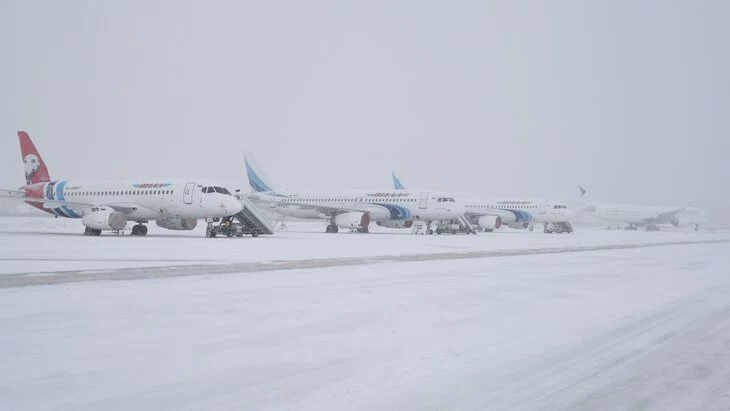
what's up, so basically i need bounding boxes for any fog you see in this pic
[1,1,728,221]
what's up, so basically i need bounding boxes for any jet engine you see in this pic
[82,208,127,231]
[334,212,371,229]
[477,216,502,232]
[156,218,198,231]
[376,220,414,229]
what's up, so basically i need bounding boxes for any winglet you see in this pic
[392,171,405,190]
[577,185,587,198]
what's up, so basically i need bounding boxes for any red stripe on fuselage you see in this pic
[22,182,56,215]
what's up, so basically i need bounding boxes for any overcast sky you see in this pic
[1,1,728,217]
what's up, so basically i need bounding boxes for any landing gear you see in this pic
[131,224,148,236]
[528,224,534,232]
[424,221,434,235]
[625,224,638,231]
[83,227,101,236]
[356,227,369,234]
[645,224,660,232]
[325,224,339,233]
[206,225,217,238]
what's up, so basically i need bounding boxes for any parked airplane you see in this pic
[244,158,465,234]
[0,131,242,236]
[390,172,575,233]
[577,185,707,231]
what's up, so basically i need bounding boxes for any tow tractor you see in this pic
[544,221,574,234]
[205,216,262,238]
[433,217,478,235]
[205,194,276,238]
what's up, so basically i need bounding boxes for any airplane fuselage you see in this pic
[464,199,574,226]
[21,179,241,221]
[249,189,464,223]
[588,204,707,227]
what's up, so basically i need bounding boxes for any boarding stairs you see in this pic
[233,195,275,235]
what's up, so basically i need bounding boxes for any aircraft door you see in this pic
[419,192,429,209]
[183,182,196,204]
[539,202,547,214]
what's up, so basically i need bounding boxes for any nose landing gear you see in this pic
[83,227,102,236]
[131,224,148,236]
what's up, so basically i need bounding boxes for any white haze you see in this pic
[0,1,728,221]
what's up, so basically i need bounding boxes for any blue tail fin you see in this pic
[245,156,274,193]
[392,171,406,190]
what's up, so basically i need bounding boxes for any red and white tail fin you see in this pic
[18,131,51,185]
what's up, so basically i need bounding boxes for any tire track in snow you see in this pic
[1,239,728,289]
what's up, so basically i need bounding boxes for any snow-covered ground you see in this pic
[1,217,728,276]
[1,217,730,410]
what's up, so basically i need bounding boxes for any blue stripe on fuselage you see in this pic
[55,180,81,218]
[370,203,412,220]
[500,208,533,222]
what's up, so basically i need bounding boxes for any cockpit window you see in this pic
[214,186,230,195]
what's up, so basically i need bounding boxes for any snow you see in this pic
[1,217,727,276]
[1,217,730,410]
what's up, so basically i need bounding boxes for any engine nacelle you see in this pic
[477,216,502,231]
[81,208,127,231]
[156,218,198,231]
[506,222,530,230]
[334,212,370,229]
[376,220,414,229]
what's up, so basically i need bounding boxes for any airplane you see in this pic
[577,185,707,231]
[244,157,465,234]
[390,172,575,233]
[0,131,242,236]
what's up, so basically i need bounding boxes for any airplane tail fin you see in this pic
[18,131,51,185]
[392,171,406,190]
[244,153,276,193]
[577,185,587,198]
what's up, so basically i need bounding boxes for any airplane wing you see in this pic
[644,207,686,224]
[464,208,518,223]
[104,204,141,214]
[0,188,26,200]
[284,202,371,217]
[1,189,140,216]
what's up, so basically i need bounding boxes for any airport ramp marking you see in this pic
[1,239,729,289]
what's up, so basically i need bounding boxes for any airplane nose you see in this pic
[452,202,466,216]
[229,198,243,215]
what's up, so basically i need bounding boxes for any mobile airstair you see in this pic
[205,195,275,238]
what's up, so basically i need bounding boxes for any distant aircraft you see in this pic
[0,131,242,236]
[577,185,707,231]
[244,157,465,234]
[390,172,575,233]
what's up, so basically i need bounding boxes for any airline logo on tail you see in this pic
[18,131,50,185]
[245,158,274,193]
[392,171,405,190]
